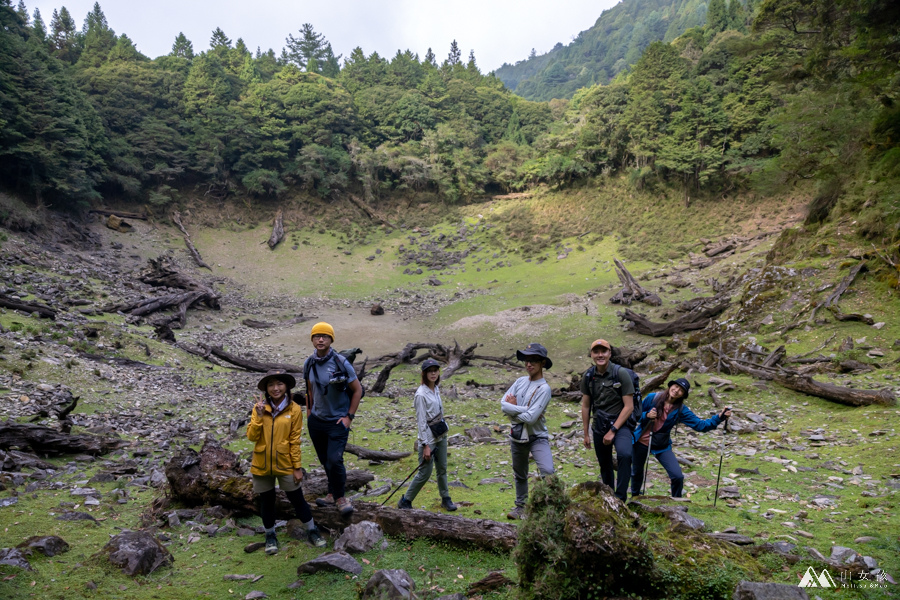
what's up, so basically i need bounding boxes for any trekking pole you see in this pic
[712,410,730,507]
[640,418,654,495]
[381,460,424,507]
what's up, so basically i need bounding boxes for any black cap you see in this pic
[420,358,441,371]
[516,342,552,370]
[668,378,690,399]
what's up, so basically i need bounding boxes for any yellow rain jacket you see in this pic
[247,400,304,476]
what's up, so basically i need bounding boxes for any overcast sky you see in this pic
[26,0,621,71]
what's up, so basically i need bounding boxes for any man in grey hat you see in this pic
[501,343,555,519]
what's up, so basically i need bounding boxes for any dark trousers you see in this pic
[632,443,684,497]
[258,488,312,529]
[593,427,633,501]
[307,413,349,499]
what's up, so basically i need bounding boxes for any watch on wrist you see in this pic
[346,413,355,421]
[610,425,619,434]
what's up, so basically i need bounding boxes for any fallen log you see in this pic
[89,209,147,220]
[0,422,128,455]
[204,345,302,373]
[172,212,211,270]
[0,295,57,319]
[827,306,875,325]
[718,355,894,407]
[165,440,374,513]
[611,346,648,370]
[639,363,679,395]
[704,239,736,257]
[620,300,729,337]
[610,258,662,306]
[0,449,55,471]
[823,262,866,309]
[312,503,517,552]
[78,353,168,370]
[347,195,396,229]
[241,315,314,329]
[761,345,786,368]
[344,444,412,462]
[267,209,284,250]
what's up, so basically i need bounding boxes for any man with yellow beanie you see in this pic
[302,322,362,515]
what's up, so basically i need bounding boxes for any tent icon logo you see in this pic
[799,566,837,588]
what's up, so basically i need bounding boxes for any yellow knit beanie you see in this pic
[310,322,335,342]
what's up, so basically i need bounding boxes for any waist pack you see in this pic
[510,422,528,443]
[427,412,449,438]
[591,410,616,436]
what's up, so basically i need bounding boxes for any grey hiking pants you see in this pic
[404,435,450,501]
[510,437,555,508]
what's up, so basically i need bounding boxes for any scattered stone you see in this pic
[0,497,18,508]
[829,546,858,564]
[732,581,810,600]
[707,532,753,545]
[466,571,515,595]
[478,477,508,485]
[56,511,97,523]
[17,536,69,557]
[245,592,267,600]
[796,530,814,539]
[334,520,384,554]
[98,531,174,576]
[297,551,362,575]
[629,501,705,531]
[0,548,32,570]
[243,542,265,554]
[854,536,877,544]
[362,569,415,600]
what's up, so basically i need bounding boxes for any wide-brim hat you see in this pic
[257,369,296,391]
[516,342,552,369]
[668,378,690,399]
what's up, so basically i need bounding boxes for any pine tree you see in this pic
[49,7,79,62]
[424,47,436,66]
[529,48,537,60]
[285,23,330,71]
[78,2,116,67]
[15,0,27,23]
[447,40,461,65]
[727,0,746,32]
[31,7,45,40]
[171,32,193,59]
[209,27,231,49]
[706,0,729,33]
[467,49,478,73]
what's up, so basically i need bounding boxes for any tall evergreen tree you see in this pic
[49,7,79,62]
[171,32,193,59]
[284,23,336,73]
[424,47,436,66]
[31,7,45,40]
[447,40,461,65]
[15,0,27,23]
[78,2,115,67]
[209,27,231,49]
[706,0,729,33]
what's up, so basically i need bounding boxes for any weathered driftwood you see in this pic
[704,239,736,257]
[0,422,128,455]
[761,345,786,368]
[620,300,729,337]
[203,345,302,373]
[164,440,374,512]
[823,262,867,309]
[610,258,662,306]
[267,209,284,250]
[827,306,874,325]
[0,295,57,319]
[718,355,894,407]
[172,212,211,270]
[0,449,55,471]
[639,364,679,395]
[89,209,147,220]
[312,503,518,552]
[106,214,133,232]
[611,346,648,370]
[344,444,412,462]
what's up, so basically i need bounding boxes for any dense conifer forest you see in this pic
[0,0,898,243]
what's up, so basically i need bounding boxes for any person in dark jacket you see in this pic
[631,378,732,498]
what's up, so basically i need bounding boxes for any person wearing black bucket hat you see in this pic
[631,377,732,497]
[501,343,554,519]
[397,358,457,512]
[247,369,326,554]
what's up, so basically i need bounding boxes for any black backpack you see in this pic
[585,362,642,428]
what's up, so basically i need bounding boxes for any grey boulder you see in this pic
[362,569,415,600]
[733,581,809,600]
[334,521,384,554]
[297,551,362,576]
[98,531,174,576]
[17,535,69,557]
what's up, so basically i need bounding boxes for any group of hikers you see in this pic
[247,323,732,554]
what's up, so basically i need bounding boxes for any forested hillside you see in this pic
[0,0,898,254]
[494,0,722,101]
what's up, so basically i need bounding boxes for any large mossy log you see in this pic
[0,295,57,319]
[0,422,128,455]
[165,440,374,512]
[620,300,729,337]
[165,440,517,551]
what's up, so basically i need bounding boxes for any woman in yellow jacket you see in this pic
[248,369,326,554]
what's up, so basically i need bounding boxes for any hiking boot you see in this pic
[397,496,413,510]
[307,528,326,548]
[441,497,458,512]
[506,506,525,520]
[315,493,335,507]
[336,496,353,516]
[264,531,279,555]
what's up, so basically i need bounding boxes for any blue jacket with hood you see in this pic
[632,392,724,455]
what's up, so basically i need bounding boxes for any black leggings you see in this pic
[258,488,313,529]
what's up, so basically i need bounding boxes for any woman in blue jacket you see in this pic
[631,378,731,498]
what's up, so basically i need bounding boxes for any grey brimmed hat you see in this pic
[516,342,552,369]
[257,369,296,392]
[420,358,441,371]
